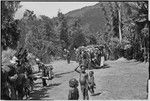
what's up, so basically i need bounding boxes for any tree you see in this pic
[1,1,21,50]
[87,35,97,45]
[18,9,37,49]
[40,15,58,42]
[99,3,115,57]
[100,2,111,33]
[117,2,122,43]
[100,2,128,59]
[19,9,64,63]
[57,11,69,50]
[68,19,87,50]
[122,2,149,60]
[107,2,122,43]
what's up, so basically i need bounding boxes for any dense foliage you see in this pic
[1,1,149,63]
[1,1,21,50]
[98,2,149,60]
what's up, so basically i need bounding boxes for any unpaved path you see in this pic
[29,59,149,100]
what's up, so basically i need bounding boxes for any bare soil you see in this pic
[29,59,149,100]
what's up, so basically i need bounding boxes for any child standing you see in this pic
[75,64,89,100]
[88,71,96,96]
[68,78,79,100]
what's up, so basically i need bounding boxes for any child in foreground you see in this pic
[88,71,96,96]
[68,78,79,100]
[75,64,89,100]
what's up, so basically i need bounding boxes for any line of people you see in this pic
[68,45,104,100]
[75,45,105,69]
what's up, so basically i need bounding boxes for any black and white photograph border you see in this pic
[1,0,149,100]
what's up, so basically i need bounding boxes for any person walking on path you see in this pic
[66,50,71,64]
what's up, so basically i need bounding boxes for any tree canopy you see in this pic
[1,1,21,50]
[1,1,149,62]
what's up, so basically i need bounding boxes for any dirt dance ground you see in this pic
[30,59,149,100]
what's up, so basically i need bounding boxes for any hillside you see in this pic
[65,3,107,34]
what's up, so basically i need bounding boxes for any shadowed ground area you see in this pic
[29,59,149,100]
[30,83,61,100]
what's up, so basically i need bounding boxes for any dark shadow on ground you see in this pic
[101,64,110,69]
[48,83,61,87]
[94,64,110,69]
[54,71,74,78]
[30,87,51,100]
[30,83,61,100]
[91,92,101,96]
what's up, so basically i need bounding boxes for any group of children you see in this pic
[68,64,96,100]
[36,58,95,100]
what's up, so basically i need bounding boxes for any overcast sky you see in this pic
[15,2,98,19]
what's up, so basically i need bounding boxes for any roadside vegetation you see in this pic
[1,1,149,64]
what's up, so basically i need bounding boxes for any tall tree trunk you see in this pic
[118,3,122,43]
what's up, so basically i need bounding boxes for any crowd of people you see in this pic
[1,45,103,100]
[75,45,105,69]
[68,45,106,100]
[1,48,35,100]
[1,47,54,100]
[62,45,105,100]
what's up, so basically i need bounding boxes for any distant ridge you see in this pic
[65,3,107,34]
